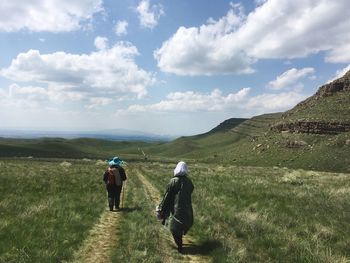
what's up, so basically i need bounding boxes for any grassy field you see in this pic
[1,72,349,262]
[0,159,107,263]
[109,166,182,263]
[1,159,349,262]
[0,138,151,160]
[140,162,350,262]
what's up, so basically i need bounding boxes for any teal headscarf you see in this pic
[107,156,123,166]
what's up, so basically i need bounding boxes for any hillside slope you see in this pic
[150,71,350,172]
[0,137,151,160]
[145,118,247,157]
[271,70,350,133]
[1,72,349,172]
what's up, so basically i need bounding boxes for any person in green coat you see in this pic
[157,161,194,253]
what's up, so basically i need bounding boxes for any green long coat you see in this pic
[159,175,194,236]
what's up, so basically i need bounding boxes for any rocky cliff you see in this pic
[271,121,350,134]
[271,70,350,134]
[297,69,350,105]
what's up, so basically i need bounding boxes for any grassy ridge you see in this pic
[1,126,349,173]
[0,138,151,159]
[141,162,350,262]
[0,159,106,263]
[283,88,350,123]
[0,107,349,173]
[0,78,349,173]
[145,113,350,173]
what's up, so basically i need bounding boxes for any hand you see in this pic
[156,211,164,220]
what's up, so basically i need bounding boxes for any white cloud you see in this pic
[136,0,164,29]
[1,83,89,108]
[0,83,49,109]
[0,0,103,32]
[126,88,250,113]
[267,68,315,90]
[325,43,350,63]
[246,91,309,112]
[115,20,128,36]
[94,36,108,50]
[87,97,113,109]
[236,0,350,60]
[122,87,310,116]
[154,5,254,76]
[0,42,155,103]
[155,0,350,76]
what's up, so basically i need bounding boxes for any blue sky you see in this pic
[0,0,349,136]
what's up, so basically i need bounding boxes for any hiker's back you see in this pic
[172,176,193,207]
[108,167,122,186]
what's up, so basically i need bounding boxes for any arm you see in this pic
[119,167,127,181]
[158,179,175,219]
[103,171,108,184]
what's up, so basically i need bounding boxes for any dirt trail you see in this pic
[135,168,212,263]
[71,208,121,263]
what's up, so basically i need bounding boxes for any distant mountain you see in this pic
[0,128,174,142]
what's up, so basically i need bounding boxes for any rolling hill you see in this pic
[0,71,349,172]
[0,137,152,160]
[148,70,350,172]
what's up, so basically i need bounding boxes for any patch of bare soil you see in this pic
[71,209,122,263]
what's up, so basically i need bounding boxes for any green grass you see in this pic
[1,159,349,262]
[283,90,350,123]
[0,137,152,160]
[140,162,350,262]
[0,159,106,263]
[0,105,349,173]
[209,129,350,173]
[110,166,181,262]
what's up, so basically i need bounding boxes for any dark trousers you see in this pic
[106,185,122,210]
[172,234,183,253]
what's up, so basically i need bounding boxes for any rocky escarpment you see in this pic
[271,70,350,134]
[315,70,350,97]
[296,69,350,107]
[271,121,350,134]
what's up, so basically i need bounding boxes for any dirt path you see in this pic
[134,168,212,263]
[71,208,121,263]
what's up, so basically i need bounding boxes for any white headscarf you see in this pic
[174,161,188,177]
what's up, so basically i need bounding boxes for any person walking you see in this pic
[157,161,194,253]
[103,156,127,211]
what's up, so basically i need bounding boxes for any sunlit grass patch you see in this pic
[110,167,178,262]
[140,161,350,262]
[1,159,349,262]
[0,159,106,263]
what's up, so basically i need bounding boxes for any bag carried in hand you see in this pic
[155,205,164,220]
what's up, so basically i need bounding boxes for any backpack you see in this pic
[107,167,122,186]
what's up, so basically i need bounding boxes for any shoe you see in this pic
[109,206,113,211]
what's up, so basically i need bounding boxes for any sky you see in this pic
[0,0,350,136]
